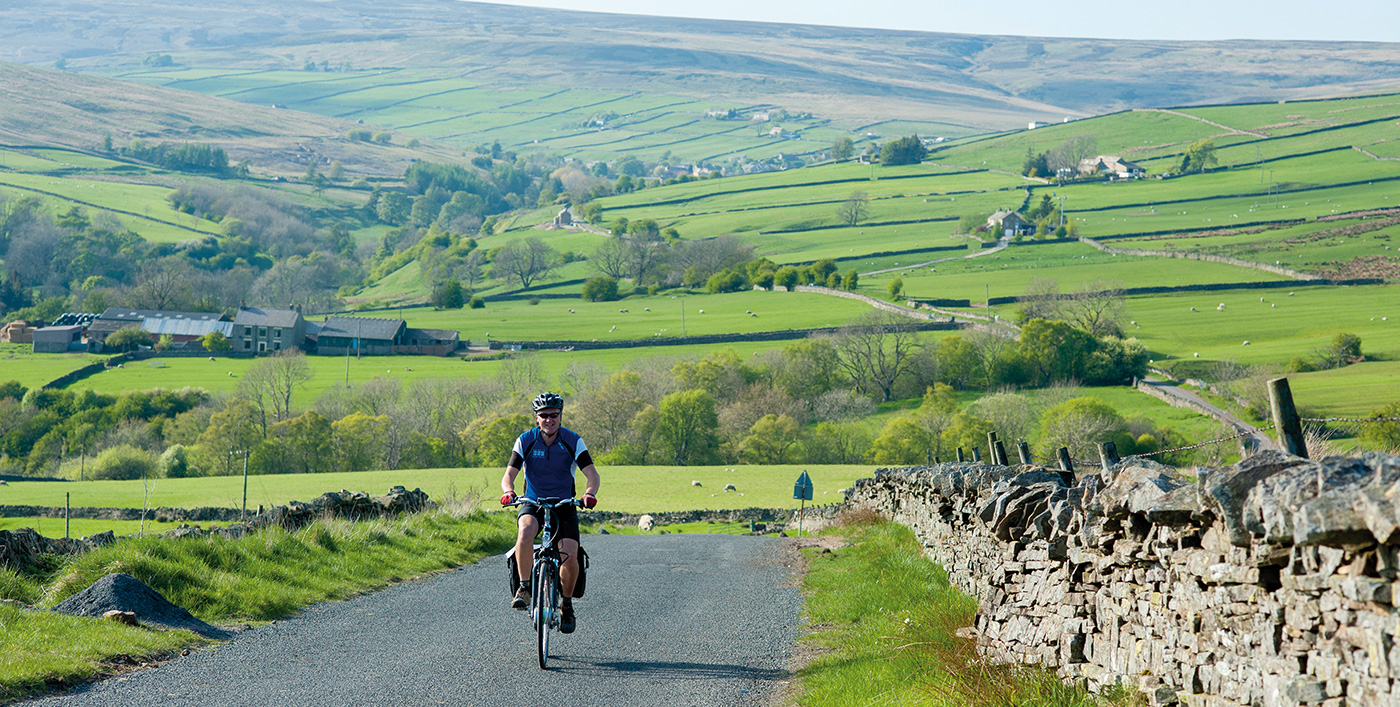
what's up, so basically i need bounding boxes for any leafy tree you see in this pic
[774,266,800,292]
[430,280,465,309]
[879,135,927,166]
[469,297,485,309]
[1318,332,1362,369]
[1022,148,1050,178]
[263,411,333,474]
[1179,139,1218,173]
[104,325,152,352]
[737,414,802,463]
[705,269,747,294]
[196,400,262,476]
[842,269,859,291]
[887,276,904,302]
[941,413,995,460]
[1018,319,1097,386]
[581,276,620,302]
[332,412,391,471]
[656,389,719,465]
[89,445,159,481]
[1037,397,1128,460]
[201,330,232,352]
[831,136,855,161]
[0,381,26,402]
[159,444,192,478]
[805,421,872,463]
[1361,401,1400,452]
[836,191,870,226]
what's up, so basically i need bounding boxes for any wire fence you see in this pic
[1301,417,1400,424]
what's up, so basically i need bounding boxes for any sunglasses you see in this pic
[537,412,561,419]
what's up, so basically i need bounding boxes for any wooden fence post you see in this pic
[1098,441,1120,471]
[972,448,982,462]
[1056,447,1075,485]
[956,447,965,463]
[994,440,1008,466]
[1017,441,1032,464]
[1268,377,1309,459]
[987,431,999,460]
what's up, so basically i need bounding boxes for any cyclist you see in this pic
[500,392,599,634]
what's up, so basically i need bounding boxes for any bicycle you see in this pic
[506,496,586,669]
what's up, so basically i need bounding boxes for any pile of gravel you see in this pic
[53,573,229,639]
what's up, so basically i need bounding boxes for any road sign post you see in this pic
[793,470,814,537]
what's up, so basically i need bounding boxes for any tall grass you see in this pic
[0,507,515,702]
[797,515,1140,706]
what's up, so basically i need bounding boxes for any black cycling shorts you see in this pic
[517,501,580,544]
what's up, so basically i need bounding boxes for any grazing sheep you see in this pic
[227,371,233,376]
[698,309,704,313]
[1242,341,1250,346]
[608,325,616,332]
[692,480,702,487]
[569,309,575,313]
[638,515,654,532]
[644,307,651,312]
[209,357,215,361]
[723,484,736,491]
[1194,353,1199,358]
[1190,307,1196,312]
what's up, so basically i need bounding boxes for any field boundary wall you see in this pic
[487,319,961,351]
[1079,236,1318,279]
[984,276,1384,306]
[848,451,1400,706]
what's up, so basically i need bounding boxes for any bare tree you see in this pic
[493,237,558,289]
[591,237,630,280]
[835,191,870,226]
[1047,134,1099,175]
[1063,280,1125,337]
[625,230,667,284]
[1016,277,1063,323]
[237,350,311,436]
[130,256,194,310]
[834,311,922,402]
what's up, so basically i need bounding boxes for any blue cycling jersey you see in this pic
[511,427,588,500]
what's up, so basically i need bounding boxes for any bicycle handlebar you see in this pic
[503,496,590,509]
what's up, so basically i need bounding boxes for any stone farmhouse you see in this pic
[232,307,306,354]
[987,210,1034,238]
[1078,155,1146,179]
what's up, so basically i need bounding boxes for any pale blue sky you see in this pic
[473,0,1398,42]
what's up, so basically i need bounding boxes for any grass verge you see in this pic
[0,506,515,703]
[795,513,1140,706]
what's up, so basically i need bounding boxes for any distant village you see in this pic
[1,307,461,357]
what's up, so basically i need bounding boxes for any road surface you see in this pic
[30,534,801,707]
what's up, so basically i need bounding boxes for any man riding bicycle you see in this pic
[500,392,600,634]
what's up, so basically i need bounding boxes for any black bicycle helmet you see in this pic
[532,391,564,412]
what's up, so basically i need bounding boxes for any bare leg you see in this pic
[515,515,540,582]
[559,538,579,597]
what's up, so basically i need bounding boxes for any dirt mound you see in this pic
[52,573,228,639]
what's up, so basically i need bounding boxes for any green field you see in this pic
[871,241,1285,301]
[0,464,869,515]
[0,344,110,389]
[0,171,221,243]
[328,289,877,344]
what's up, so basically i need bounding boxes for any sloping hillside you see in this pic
[4,0,1398,134]
[0,63,459,176]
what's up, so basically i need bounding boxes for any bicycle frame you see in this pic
[510,496,580,669]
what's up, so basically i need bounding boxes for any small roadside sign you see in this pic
[794,470,814,537]
[793,470,813,501]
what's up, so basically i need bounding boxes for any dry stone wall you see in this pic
[0,486,432,571]
[847,450,1400,707]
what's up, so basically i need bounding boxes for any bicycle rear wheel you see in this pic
[536,562,557,669]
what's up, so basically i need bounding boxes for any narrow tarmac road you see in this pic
[30,534,802,707]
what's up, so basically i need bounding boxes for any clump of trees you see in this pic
[879,136,927,166]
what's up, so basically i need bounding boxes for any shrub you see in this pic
[89,445,159,481]
[582,276,620,302]
[160,444,192,478]
[469,297,485,309]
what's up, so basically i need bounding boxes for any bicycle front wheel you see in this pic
[536,562,557,669]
